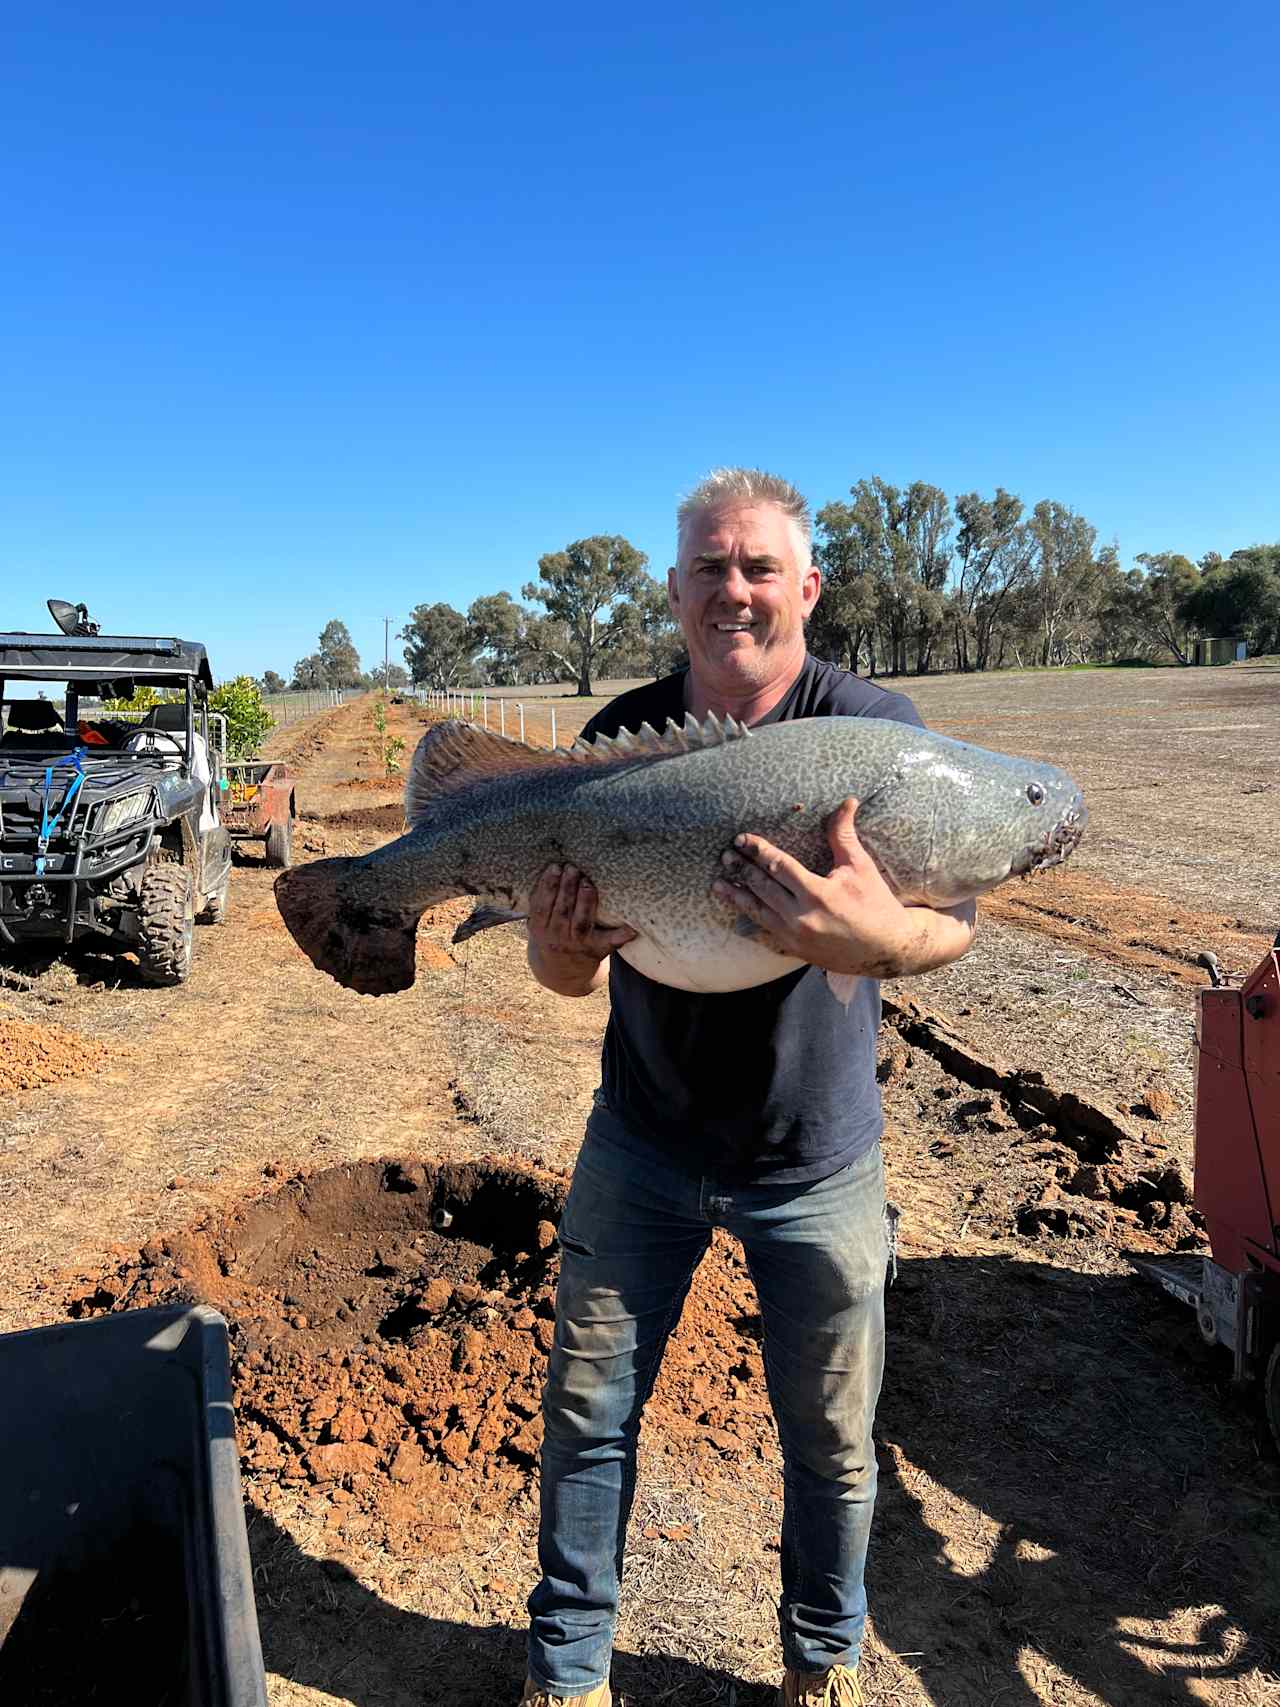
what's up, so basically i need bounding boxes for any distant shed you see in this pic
[1192,636,1248,665]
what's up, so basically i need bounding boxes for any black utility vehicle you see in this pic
[0,601,233,984]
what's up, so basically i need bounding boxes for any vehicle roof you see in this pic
[0,632,214,689]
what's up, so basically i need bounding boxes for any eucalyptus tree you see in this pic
[400,602,478,689]
[1129,553,1201,662]
[1181,547,1280,654]
[467,590,531,684]
[318,619,362,687]
[1029,502,1105,666]
[952,490,1035,672]
[523,535,649,695]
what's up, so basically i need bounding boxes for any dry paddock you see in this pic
[1,668,1278,1707]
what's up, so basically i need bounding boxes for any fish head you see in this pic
[1007,772,1088,880]
[861,739,1087,906]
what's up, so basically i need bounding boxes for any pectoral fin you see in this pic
[452,905,529,945]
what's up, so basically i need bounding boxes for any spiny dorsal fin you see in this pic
[405,720,578,826]
[567,710,751,764]
[405,711,752,828]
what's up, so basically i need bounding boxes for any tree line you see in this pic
[810,481,1279,675]
[255,483,1280,695]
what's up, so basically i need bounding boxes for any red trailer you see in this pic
[222,761,297,867]
[1135,938,1280,1445]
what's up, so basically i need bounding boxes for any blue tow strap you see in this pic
[35,748,86,875]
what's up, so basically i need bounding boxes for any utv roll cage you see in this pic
[0,624,231,975]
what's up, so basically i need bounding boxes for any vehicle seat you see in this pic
[140,703,189,731]
[0,700,74,751]
[127,704,218,834]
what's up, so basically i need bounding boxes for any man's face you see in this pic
[668,502,821,693]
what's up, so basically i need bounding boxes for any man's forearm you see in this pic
[527,939,610,998]
[891,900,977,978]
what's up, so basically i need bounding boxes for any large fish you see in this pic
[275,713,1085,999]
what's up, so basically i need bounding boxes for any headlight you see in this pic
[94,790,153,836]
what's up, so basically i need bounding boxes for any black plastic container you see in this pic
[0,1304,267,1706]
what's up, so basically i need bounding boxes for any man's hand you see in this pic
[526,864,637,997]
[711,797,976,980]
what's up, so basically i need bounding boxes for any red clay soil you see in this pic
[64,1158,795,1556]
[0,1012,108,1094]
[314,804,406,837]
[66,1139,1199,1562]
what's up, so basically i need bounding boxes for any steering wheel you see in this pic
[132,728,188,761]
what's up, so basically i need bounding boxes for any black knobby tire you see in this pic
[265,816,293,869]
[137,864,196,985]
[198,864,231,925]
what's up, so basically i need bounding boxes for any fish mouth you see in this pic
[1012,802,1088,878]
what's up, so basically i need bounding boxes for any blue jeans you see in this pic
[527,1108,890,1694]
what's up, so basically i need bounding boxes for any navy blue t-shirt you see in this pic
[581,655,925,1187]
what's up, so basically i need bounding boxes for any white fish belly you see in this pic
[615,929,804,993]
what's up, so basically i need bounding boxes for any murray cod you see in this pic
[274,712,1086,1001]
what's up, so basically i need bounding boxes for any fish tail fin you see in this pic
[274,857,423,996]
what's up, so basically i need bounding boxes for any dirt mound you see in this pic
[315,803,406,835]
[0,1012,108,1093]
[67,1158,771,1555]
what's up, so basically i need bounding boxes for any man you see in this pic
[519,469,976,1707]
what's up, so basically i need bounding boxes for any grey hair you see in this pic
[676,467,813,559]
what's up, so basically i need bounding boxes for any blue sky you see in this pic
[3,1,1277,681]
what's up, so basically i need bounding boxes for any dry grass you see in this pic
[4,672,1280,1707]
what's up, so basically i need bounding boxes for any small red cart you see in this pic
[222,761,297,867]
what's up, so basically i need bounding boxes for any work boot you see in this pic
[781,1664,865,1706]
[518,1677,612,1706]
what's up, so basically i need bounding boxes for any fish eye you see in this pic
[1026,782,1045,806]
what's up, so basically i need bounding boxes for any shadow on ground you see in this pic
[248,1252,1280,1707]
[870,1253,1280,1706]
[247,1506,777,1707]
[0,940,155,991]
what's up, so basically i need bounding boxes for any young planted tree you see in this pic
[210,676,273,759]
[370,699,407,775]
[523,535,649,695]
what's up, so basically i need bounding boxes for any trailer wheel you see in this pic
[137,864,195,985]
[1265,1341,1280,1456]
[265,817,293,869]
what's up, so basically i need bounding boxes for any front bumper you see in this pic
[0,825,157,945]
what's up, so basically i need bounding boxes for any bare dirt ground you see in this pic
[2,669,1278,1707]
